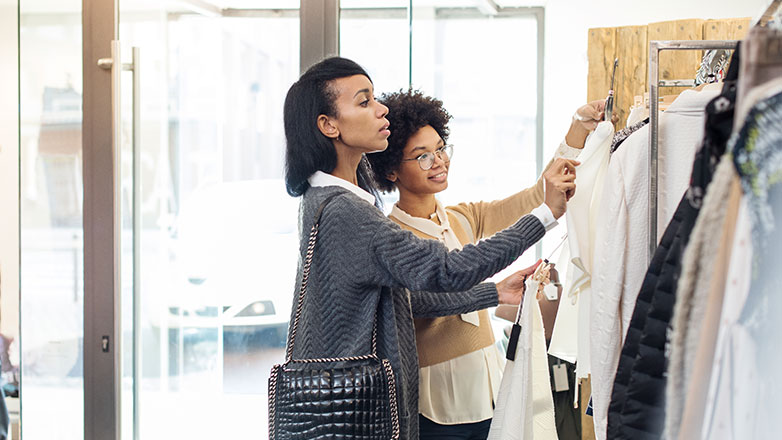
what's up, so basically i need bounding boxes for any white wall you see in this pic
[0,0,20,340]
[530,0,771,156]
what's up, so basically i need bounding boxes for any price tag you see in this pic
[552,362,569,392]
[544,283,559,301]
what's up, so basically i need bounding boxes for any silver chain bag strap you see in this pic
[268,193,400,439]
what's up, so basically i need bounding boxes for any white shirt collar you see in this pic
[307,170,376,205]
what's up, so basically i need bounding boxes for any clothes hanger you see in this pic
[604,58,619,122]
[695,49,732,86]
[756,0,782,28]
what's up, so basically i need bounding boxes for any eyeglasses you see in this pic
[401,144,454,171]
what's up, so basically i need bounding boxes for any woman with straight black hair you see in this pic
[284,57,380,201]
[281,56,578,439]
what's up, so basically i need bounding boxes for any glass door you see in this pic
[116,2,300,438]
[18,0,85,438]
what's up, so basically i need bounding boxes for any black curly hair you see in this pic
[366,88,452,193]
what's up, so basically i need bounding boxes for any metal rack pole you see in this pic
[647,39,738,263]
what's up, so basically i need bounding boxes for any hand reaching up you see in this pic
[544,158,579,218]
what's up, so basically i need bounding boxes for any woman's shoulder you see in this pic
[302,186,386,223]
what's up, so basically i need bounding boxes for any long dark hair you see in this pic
[283,57,380,202]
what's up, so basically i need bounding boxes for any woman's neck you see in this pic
[397,192,438,219]
[330,141,364,185]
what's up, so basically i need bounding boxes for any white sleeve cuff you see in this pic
[555,139,582,160]
[530,203,558,232]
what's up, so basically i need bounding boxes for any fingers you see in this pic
[559,182,576,197]
[575,100,612,130]
[550,158,579,171]
[520,259,542,276]
[583,120,599,131]
[579,102,602,121]
[559,159,579,175]
[589,99,606,112]
[559,173,576,182]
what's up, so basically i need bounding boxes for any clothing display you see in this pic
[662,154,737,440]
[544,20,782,440]
[678,179,744,440]
[605,79,737,440]
[589,85,720,440]
[667,81,782,440]
[701,90,782,440]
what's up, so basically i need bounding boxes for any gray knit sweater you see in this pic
[289,186,546,439]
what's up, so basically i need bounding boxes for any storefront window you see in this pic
[19,1,84,437]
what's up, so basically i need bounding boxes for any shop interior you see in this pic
[0,0,779,439]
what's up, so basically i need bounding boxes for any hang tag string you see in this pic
[544,232,568,264]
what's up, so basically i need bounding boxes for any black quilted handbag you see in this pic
[268,195,401,440]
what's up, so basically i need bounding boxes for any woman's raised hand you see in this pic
[543,158,579,219]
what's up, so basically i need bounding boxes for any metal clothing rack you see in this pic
[647,39,739,262]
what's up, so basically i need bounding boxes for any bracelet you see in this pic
[573,111,589,122]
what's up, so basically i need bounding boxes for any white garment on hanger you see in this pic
[626,105,649,126]
[489,277,558,440]
[590,85,721,440]
[701,199,752,439]
[547,121,614,381]
[547,241,576,363]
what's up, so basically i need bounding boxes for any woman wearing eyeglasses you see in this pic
[366,89,606,440]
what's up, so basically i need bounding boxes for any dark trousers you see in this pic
[418,414,491,440]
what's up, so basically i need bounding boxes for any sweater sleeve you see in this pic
[362,201,546,293]
[409,282,499,318]
[447,178,545,239]
[446,147,580,239]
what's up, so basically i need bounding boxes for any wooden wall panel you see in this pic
[702,18,750,80]
[581,377,596,440]
[614,25,648,130]
[587,27,617,103]
[648,19,705,97]
[703,17,751,40]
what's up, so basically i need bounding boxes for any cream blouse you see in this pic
[390,201,505,424]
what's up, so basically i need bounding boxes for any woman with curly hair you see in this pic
[366,88,607,439]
